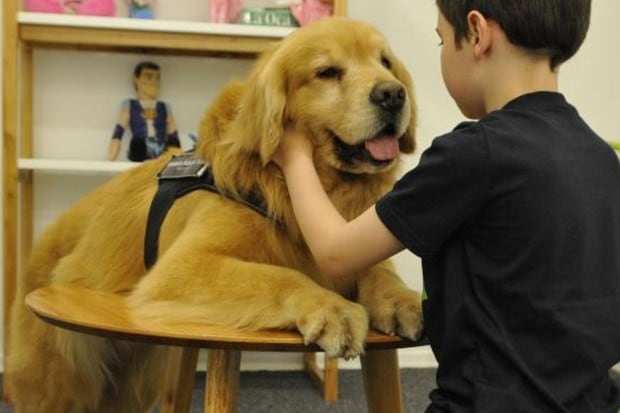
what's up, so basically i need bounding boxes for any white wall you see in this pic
[1,1,619,370]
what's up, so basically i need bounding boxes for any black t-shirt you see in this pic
[376,92,620,413]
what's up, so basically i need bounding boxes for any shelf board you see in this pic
[18,158,138,174]
[18,12,296,55]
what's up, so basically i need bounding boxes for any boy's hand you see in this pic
[272,126,314,171]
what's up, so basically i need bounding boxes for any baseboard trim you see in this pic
[196,346,438,371]
[0,347,438,373]
[3,351,618,374]
[326,346,438,371]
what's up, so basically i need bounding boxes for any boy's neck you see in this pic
[478,24,559,114]
[483,55,558,113]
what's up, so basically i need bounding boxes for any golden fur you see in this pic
[8,18,423,413]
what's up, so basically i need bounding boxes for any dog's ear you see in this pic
[391,55,417,154]
[232,49,287,165]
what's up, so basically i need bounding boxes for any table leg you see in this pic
[204,349,241,413]
[361,349,404,413]
[303,352,339,401]
[160,346,200,413]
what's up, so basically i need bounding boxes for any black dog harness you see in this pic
[144,153,271,269]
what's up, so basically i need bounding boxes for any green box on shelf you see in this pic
[238,7,300,27]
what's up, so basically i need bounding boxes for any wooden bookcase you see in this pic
[2,0,347,399]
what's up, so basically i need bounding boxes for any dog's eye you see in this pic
[317,67,343,80]
[381,57,392,70]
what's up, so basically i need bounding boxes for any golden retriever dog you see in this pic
[8,17,423,413]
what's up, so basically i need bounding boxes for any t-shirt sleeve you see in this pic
[376,122,490,258]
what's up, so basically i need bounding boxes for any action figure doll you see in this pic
[108,61,180,162]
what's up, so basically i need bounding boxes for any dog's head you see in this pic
[227,17,416,175]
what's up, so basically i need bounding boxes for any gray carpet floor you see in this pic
[1,368,619,412]
[0,368,436,413]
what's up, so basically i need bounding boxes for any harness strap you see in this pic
[144,155,272,270]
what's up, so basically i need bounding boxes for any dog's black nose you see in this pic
[369,81,406,113]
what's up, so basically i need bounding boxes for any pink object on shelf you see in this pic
[209,0,242,23]
[76,0,115,16]
[24,0,116,16]
[290,0,333,26]
[24,0,63,13]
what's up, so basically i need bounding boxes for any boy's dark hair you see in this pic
[436,0,591,69]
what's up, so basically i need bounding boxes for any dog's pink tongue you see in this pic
[364,136,399,161]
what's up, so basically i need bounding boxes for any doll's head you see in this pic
[133,61,161,100]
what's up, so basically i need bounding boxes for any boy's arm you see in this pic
[274,128,404,278]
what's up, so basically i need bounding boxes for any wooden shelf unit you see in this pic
[18,158,137,174]
[2,0,348,399]
[18,12,296,55]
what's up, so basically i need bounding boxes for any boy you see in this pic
[274,1,620,412]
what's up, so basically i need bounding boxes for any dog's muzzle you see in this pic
[370,80,406,114]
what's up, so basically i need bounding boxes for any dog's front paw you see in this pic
[297,300,368,359]
[366,289,423,341]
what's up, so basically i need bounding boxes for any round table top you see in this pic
[26,283,428,352]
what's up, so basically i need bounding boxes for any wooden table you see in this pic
[26,283,428,413]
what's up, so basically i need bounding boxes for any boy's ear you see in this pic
[466,10,492,57]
